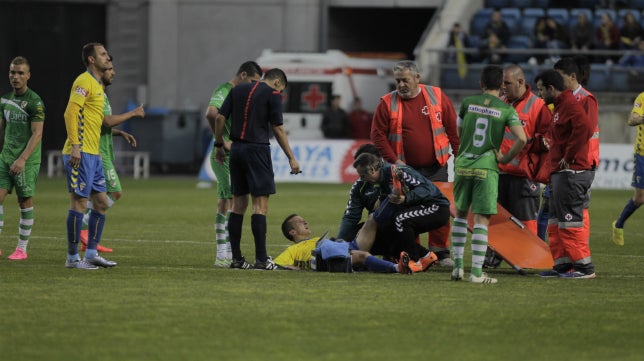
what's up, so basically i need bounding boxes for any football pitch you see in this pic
[0,177,642,361]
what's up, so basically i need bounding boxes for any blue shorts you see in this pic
[63,153,106,197]
[229,142,275,196]
[632,154,644,189]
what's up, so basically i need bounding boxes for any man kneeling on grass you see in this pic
[275,213,436,273]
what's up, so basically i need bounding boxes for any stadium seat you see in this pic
[517,15,540,36]
[468,34,482,49]
[441,65,482,90]
[500,8,521,32]
[569,8,594,30]
[441,67,471,89]
[468,35,482,62]
[547,8,569,25]
[506,35,533,63]
[610,67,631,92]
[523,8,545,18]
[470,10,493,35]
[501,8,521,22]
[586,64,610,92]
[504,17,519,33]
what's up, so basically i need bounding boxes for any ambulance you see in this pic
[256,49,400,139]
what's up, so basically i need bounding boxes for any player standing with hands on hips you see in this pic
[212,68,300,270]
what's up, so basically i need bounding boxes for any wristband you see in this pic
[214,142,224,148]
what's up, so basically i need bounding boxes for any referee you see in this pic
[213,68,300,270]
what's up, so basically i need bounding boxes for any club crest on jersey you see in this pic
[75,86,88,97]
[422,105,429,115]
[635,102,642,109]
[21,101,27,108]
[553,112,559,123]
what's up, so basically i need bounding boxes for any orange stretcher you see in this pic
[434,182,554,273]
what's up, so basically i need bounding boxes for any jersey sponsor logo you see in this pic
[75,86,88,97]
[467,104,501,118]
[564,213,572,221]
[422,105,429,115]
[455,168,488,179]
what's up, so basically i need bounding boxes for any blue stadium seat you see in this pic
[501,8,521,22]
[517,15,540,36]
[523,8,545,18]
[501,8,521,32]
[506,35,533,63]
[468,35,482,62]
[609,67,632,92]
[470,10,493,35]
[547,8,569,25]
[586,64,610,92]
[468,34,482,49]
[504,17,519,33]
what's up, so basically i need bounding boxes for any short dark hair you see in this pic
[82,42,104,67]
[553,57,579,77]
[535,69,565,92]
[353,152,383,171]
[281,214,298,242]
[354,143,381,160]
[480,65,503,90]
[263,68,288,88]
[237,61,263,78]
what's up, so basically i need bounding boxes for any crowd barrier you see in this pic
[198,140,634,190]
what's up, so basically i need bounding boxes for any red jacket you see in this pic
[501,85,552,179]
[574,86,600,169]
[371,85,459,168]
[548,90,594,174]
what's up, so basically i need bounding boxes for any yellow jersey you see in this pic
[633,92,644,156]
[63,71,104,155]
[273,237,319,270]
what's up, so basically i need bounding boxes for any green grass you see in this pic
[0,178,642,361]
